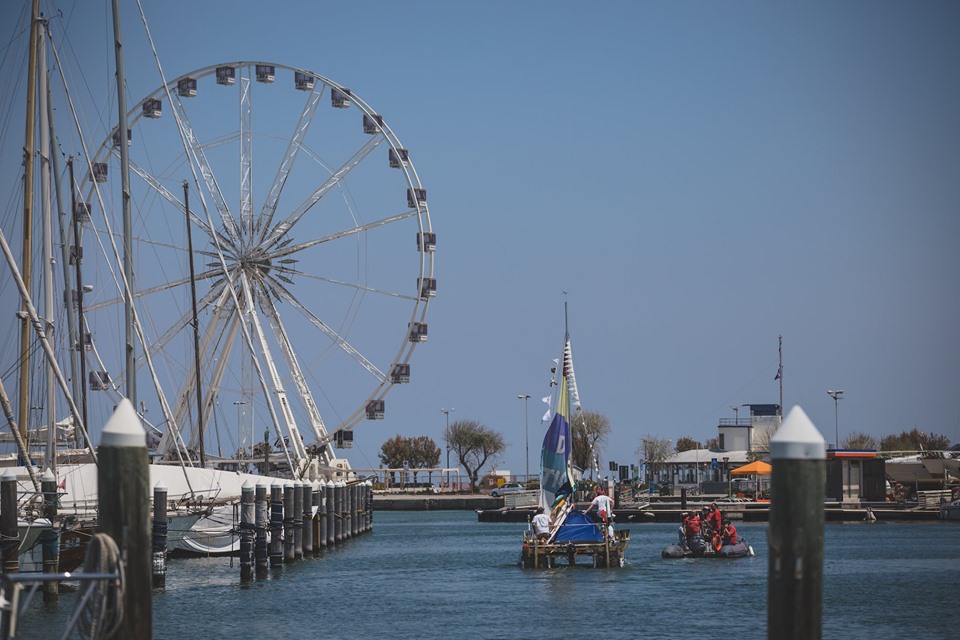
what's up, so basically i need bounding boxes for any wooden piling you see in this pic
[768,406,826,640]
[283,484,296,563]
[334,481,344,543]
[269,482,283,569]
[325,481,335,547]
[292,482,303,560]
[1,469,19,574]
[344,481,353,540]
[254,482,268,578]
[151,482,167,589]
[239,481,254,583]
[302,482,314,556]
[41,468,59,599]
[98,398,151,640]
[317,480,327,550]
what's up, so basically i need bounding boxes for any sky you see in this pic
[1,1,958,479]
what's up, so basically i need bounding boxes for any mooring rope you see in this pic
[67,533,125,640]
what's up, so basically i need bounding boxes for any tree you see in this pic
[880,429,951,452]
[636,435,672,486]
[674,436,701,453]
[571,410,611,476]
[841,431,877,450]
[705,437,720,450]
[445,419,506,492]
[378,434,442,484]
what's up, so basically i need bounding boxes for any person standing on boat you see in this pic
[532,507,551,542]
[584,488,613,525]
[705,503,722,535]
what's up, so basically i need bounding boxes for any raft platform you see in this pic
[519,530,630,568]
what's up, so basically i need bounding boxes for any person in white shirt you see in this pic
[532,507,551,541]
[584,488,614,524]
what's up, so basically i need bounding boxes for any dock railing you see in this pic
[0,570,121,639]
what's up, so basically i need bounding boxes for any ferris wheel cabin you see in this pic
[215,65,236,85]
[255,65,275,83]
[366,400,385,420]
[408,322,428,343]
[331,88,351,108]
[294,71,316,91]
[177,77,197,98]
[391,364,411,384]
[389,147,409,168]
[142,98,162,119]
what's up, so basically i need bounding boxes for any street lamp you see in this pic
[517,394,530,482]
[827,389,844,449]
[441,408,454,485]
[730,404,739,424]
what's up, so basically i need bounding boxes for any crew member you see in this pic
[705,502,722,534]
[721,519,738,545]
[683,510,701,546]
[532,507,551,542]
[585,488,614,524]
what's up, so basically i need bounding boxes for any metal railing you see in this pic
[0,571,120,640]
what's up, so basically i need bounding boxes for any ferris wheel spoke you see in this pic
[269,210,418,261]
[275,285,386,382]
[275,266,418,302]
[124,155,215,237]
[167,97,243,248]
[84,267,221,313]
[256,84,326,243]
[261,135,383,250]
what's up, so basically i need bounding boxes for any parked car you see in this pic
[489,483,527,497]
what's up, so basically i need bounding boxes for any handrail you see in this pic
[0,571,121,639]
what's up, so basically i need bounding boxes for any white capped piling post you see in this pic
[293,481,304,560]
[352,482,360,537]
[283,483,296,563]
[152,482,167,589]
[311,481,321,554]
[240,481,255,582]
[41,468,60,599]
[334,481,344,543]
[269,482,283,569]
[325,480,335,547]
[1,469,19,574]
[768,406,826,640]
[302,482,314,556]
[317,480,327,550]
[98,398,151,639]
[254,482,268,578]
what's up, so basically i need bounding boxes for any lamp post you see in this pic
[517,394,530,482]
[827,390,844,449]
[730,404,739,424]
[441,408,454,486]
[233,400,246,459]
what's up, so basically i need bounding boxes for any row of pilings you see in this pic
[151,479,374,586]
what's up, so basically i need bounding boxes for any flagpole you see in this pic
[778,335,783,425]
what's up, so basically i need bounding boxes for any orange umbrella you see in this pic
[730,460,772,475]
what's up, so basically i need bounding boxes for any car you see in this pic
[489,483,527,497]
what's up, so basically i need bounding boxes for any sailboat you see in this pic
[519,308,629,568]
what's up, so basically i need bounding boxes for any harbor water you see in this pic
[14,511,960,639]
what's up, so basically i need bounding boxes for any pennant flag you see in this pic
[774,366,782,380]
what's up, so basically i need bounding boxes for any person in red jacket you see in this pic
[721,519,738,545]
[683,511,701,547]
[705,503,722,535]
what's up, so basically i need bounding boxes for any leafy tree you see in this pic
[378,434,442,483]
[747,422,779,461]
[674,436,701,453]
[880,429,951,452]
[841,431,877,450]
[571,410,611,477]
[445,419,506,492]
[705,437,720,450]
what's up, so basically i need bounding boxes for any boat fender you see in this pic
[748,545,755,557]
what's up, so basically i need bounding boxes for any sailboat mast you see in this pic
[111,0,136,407]
[68,159,88,448]
[38,18,56,473]
[184,181,206,467]
[17,0,40,451]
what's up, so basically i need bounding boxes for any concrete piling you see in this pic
[269,482,283,569]
[293,482,303,560]
[325,480,335,548]
[152,482,167,589]
[768,406,826,640]
[334,481,344,544]
[239,481,255,583]
[255,482,268,578]
[318,480,327,550]
[1,469,19,574]
[302,482,314,556]
[283,484,296,563]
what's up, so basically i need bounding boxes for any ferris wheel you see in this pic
[76,61,435,474]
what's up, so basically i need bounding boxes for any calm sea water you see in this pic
[14,512,960,639]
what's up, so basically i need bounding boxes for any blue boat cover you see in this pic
[552,509,604,543]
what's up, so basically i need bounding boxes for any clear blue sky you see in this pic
[1,1,958,477]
